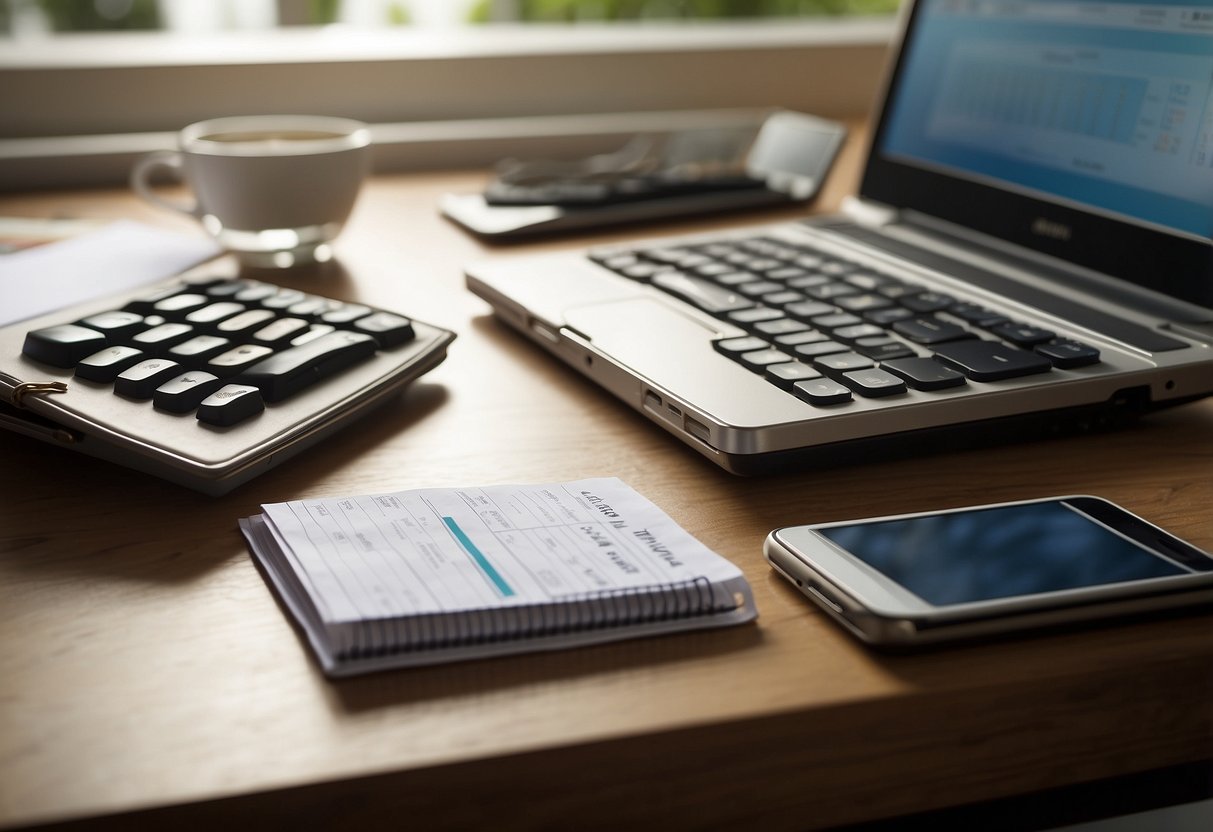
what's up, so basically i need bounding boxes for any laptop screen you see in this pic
[862,0,1213,308]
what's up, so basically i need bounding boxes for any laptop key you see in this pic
[793,340,849,359]
[991,322,1056,348]
[792,377,853,406]
[738,348,793,373]
[754,318,810,337]
[893,316,974,345]
[652,272,753,314]
[1035,339,1101,369]
[932,340,1053,381]
[764,362,821,390]
[713,336,770,357]
[813,351,875,377]
[854,338,916,361]
[901,291,954,313]
[842,368,908,398]
[727,307,784,329]
[880,357,967,391]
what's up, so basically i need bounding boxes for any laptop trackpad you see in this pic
[563,297,805,426]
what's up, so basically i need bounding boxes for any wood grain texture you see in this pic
[1,130,1211,829]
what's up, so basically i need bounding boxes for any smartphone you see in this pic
[764,497,1213,648]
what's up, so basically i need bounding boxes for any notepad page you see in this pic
[259,478,745,625]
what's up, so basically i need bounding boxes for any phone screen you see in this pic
[819,501,1196,607]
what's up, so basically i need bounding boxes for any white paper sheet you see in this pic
[0,220,220,326]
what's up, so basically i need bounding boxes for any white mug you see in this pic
[131,115,372,267]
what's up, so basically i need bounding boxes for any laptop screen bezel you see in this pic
[859,0,1213,311]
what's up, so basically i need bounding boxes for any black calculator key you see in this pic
[892,316,973,345]
[114,358,183,399]
[153,371,224,413]
[74,345,145,382]
[261,289,308,310]
[216,309,277,336]
[77,311,145,340]
[932,340,1053,381]
[880,357,967,391]
[764,362,821,390]
[196,384,265,426]
[320,304,373,324]
[207,344,275,377]
[353,312,416,348]
[185,302,245,327]
[841,368,908,398]
[238,331,378,402]
[792,377,853,406]
[169,335,232,362]
[252,317,311,348]
[124,285,188,313]
[23,324,108,368]
[132,322,195,351]
[153,293,209,317]
[1035,339,1101,369]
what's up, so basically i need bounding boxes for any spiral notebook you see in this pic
[240,478,756,676]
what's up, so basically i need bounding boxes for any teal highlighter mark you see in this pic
[442,516,515,597]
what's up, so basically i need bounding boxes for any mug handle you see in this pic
[130,150,200,217]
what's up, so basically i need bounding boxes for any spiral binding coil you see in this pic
[338,576,731,661]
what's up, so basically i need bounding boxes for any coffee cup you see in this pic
[131,115,371,268]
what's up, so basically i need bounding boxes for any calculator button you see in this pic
[132,322,195,351]
[22,324,108,368]
[320,304,373,324]
[74,345,145,382]
[153,293,209,317]
[76,311,145,340]
[153,372,224,413]
[252,317,311,348]
[352,312,416,348]
[238,331,378,402]
[207,344,276,377]
[185,302,245,327]
[169,335,232,362]
[114,358,183,399]
[196,384,265,426]
[216,309,277,336]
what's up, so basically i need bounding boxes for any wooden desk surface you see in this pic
[1,135,1211,830]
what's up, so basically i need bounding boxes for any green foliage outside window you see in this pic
[469,0,899,22]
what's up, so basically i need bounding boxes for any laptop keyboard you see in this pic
[21,277,420,426]
[591,235,1101,407]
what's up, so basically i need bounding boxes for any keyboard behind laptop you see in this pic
[0,271,455,494]
[591,232,1104,406]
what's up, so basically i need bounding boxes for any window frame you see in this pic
[0,18,895,189]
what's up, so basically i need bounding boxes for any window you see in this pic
[0,0,899,188]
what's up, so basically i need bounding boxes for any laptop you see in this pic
[466,0,1213,474]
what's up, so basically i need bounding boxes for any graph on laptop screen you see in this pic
[879,0,1213,241]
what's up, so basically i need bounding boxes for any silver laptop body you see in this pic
[467,0,1213,473]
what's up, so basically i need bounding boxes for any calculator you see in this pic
[0,268,455,495]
